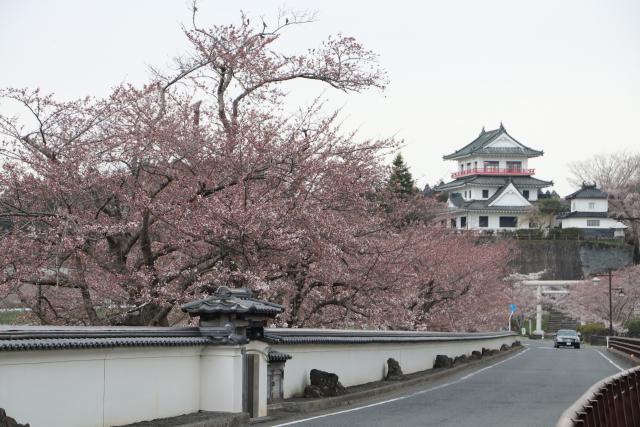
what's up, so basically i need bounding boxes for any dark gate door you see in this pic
[243,353,259,417]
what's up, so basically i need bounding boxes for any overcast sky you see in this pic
[1,0,639,195]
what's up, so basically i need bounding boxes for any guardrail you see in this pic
[556,366,640,427]
[609,336,640,358]
[587,335,607,346]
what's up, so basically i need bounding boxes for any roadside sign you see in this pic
[509,303,517,313]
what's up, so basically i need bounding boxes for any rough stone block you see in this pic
[433,354,453,369]
[304,369,346,397]
[453,354,468,366]
[469,350,482,360]
[385,358,404,380]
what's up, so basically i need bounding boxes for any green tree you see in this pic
[529,195,568,229]
[389,153,415,194]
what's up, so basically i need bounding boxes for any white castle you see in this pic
[433,124,626,237]
[434,124,551,230]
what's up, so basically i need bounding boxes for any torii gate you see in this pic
[520,280,586,335]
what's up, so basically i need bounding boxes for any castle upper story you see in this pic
[442,123,544,180]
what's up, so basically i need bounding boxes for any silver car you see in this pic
[554,329,581,349]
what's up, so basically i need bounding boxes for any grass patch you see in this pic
[0,310,34,325]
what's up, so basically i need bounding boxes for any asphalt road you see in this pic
[272,340,635,427]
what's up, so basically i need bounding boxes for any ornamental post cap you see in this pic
[181,286,283,318]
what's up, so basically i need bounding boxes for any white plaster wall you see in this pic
[561,217,618,229]
[490,185,530,207]
[465,187,498,200]
[0,350,106,427]
[571,199,608,212]
[486,135,519,148]
[459,186,536,203]
[104,347,201,427]
[461,213,532,230]
[0,345,241,427]
[274,335,515,398]
[199,346,244,414]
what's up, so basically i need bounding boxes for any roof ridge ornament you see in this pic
[499,121,505,131]
[479,126,485,136]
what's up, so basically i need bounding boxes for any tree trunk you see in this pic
[115,303,171,326]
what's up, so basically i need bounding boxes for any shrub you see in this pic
[578,322,608,339]
[624,318,640,338]
[547,228,583,240]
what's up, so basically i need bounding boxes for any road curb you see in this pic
[267,345,524,417]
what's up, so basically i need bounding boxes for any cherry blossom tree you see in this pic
[0,8,515,330]
[559,265,640,331]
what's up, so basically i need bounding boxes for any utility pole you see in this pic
[608,270,613,337]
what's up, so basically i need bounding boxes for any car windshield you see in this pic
[557,330,578,336]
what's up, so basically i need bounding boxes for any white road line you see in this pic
[273,348,530,426]
[594,349,624,372]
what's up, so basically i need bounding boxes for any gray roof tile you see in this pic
[0,336,213,352]
[565,185,608,200]
[263,328,516,344]
[434,176,552,192]
[0,325,240,352]
[443,126,543,160]
[267,350,292,363]
[557,211,608,219]
[459,199,532,213]
[182,286,283,317]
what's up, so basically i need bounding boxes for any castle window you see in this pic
[499,216,517,228]
[522,190,530,200]
[484,161,499,171]
[479,216,489,227]
[588,202,595,209]
[460,216,467,228]
[506,161,522,171]
[587,219,600,227]
[482,189,489,198]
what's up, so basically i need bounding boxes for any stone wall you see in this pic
[514,240,634,279]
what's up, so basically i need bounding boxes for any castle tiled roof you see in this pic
[434,175,552,192]
[454,199,533,213]
[556,211,608,219]
[448,189,532,213]
[565,184,608,200]
[443,125,543,160]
